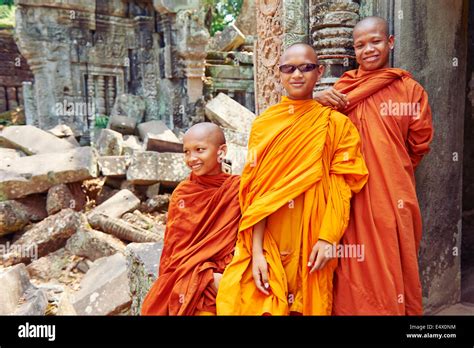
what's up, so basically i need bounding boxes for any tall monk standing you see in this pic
[216,43,368,315]
[315,16,434,315]
[141,122,241,315]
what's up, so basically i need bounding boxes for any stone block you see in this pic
[0,146,98,201]
[125,242,163,315]
[72,253,131,315]
[205,93,255,134]
[46,184,75,216]
[208,23,246,52]
[0,263,32,314]
[87,189,140,219]
[122,135,143,156]
[0,125,76,155]
[108,115,137,135]
[65,228,126,261]
[98,156,129,177]
[0,200,30,236]
[95,129,123,156]
[126,151,189,185]
[111,94,146,123]
[138,120,183,153]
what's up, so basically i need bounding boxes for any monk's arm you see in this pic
[252,218,266,254]
[313,88,349,109]
[318,117,368,245]
[407,88,433,169]
[252,218,270,295]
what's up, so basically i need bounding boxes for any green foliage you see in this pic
[94,115,109,129]
[203,0,243,36]
[0,4,15,29]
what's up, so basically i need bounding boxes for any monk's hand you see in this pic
[313,88,349,110]
[252,253,270,295]
[308,239,334,273]
[212,272,222,292]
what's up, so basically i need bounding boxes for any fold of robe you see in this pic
[216,96,369,315]
[141,172,241,315]
[332,68,434,315]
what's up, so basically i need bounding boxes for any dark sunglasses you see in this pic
[278,63,319,74]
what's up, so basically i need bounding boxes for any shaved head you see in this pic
[184,122,225,146]
[354,16,390,39]
[280,42,319,65]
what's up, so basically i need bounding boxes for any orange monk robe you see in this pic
[332,68,434,315]
[216,97,369,315]
[141,172,241,315]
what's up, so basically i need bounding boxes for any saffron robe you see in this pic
[332,68,434,315]
[216,96,369,315]
[141,172,241,315]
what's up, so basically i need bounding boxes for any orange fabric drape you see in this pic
[216,97,368,315]
[332,68,433,315]
[141,172,241,315]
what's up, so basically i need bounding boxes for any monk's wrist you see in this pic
[252,247,264,257]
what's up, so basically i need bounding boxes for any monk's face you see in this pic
[279,45,324,100]
[183,133,227,176]
[353,21,394,71]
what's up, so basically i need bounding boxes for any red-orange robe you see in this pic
[332,68,434,315]
[141,172,240,315]
[216,97,368,315]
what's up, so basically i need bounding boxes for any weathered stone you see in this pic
[98,156,129,177]
[39,283,76,315]
[63,135,80,147]
[119,181,148,202]
[48,124,75,138]
[226,142,248,175]
[0,148,25,161]
[66,182,87,212]
[222,128,249,147]
[122,135,143,156]
[26,248,75,282]
[138,120,183,153]
[15,194,48,222]
[0,125,76,155]
[87,189,140,219]
[95,129,123,156]
[1,209,83,266]
[96,186,120,205]
[72,253,131,315]
[141,194,170,213]
[208,23,246,52]
[205,92,255,134]
[145,183,161,199]
[0,263,32,314]
[111,94,146,124]
[0,200,30,236]
[46,184,75,216]
[65,228,126,261]
[127,151,190,185]
[205,64,254,80]
[0,146,98,201]
[13,286,48,316]
[125,242,163,315]
[234,0,256,36]
[108,115,137,136]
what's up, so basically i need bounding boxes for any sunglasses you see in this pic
[278,63,319,74]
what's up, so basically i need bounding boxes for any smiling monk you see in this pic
[141,122,241,316]
[314,16,434,315]
[216,43,369,315]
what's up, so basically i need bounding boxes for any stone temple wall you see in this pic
[13,0,209,140]
[0,29,33,113]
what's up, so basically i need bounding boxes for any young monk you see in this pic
[314,16,434,315]
[216,43,369,315]
[140,122,241,316]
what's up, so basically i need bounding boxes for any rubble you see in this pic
[205,92,255,134]
[0,125,76,155]
[208,23,246,52]
[0,200,30,236]
[111,94,146,124]
[125,242,163,315]
[88,214,161,243]
[126,151,189,185]
[26,248,78,282]
[16,194,48,222]
[46,184,75,216]
[108,115,137,135]
[87,189,140,219]
[138,120,183,153]
[95,129,123,156]
[0,148,24,161]
[1,209,83,266]
[13,286,48,315]
[0,146,98,200]
[98,156,129,177]
[72,253,131,315]
[65,228,126,261]
[122,135,143,156]
[0,263,32,314]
